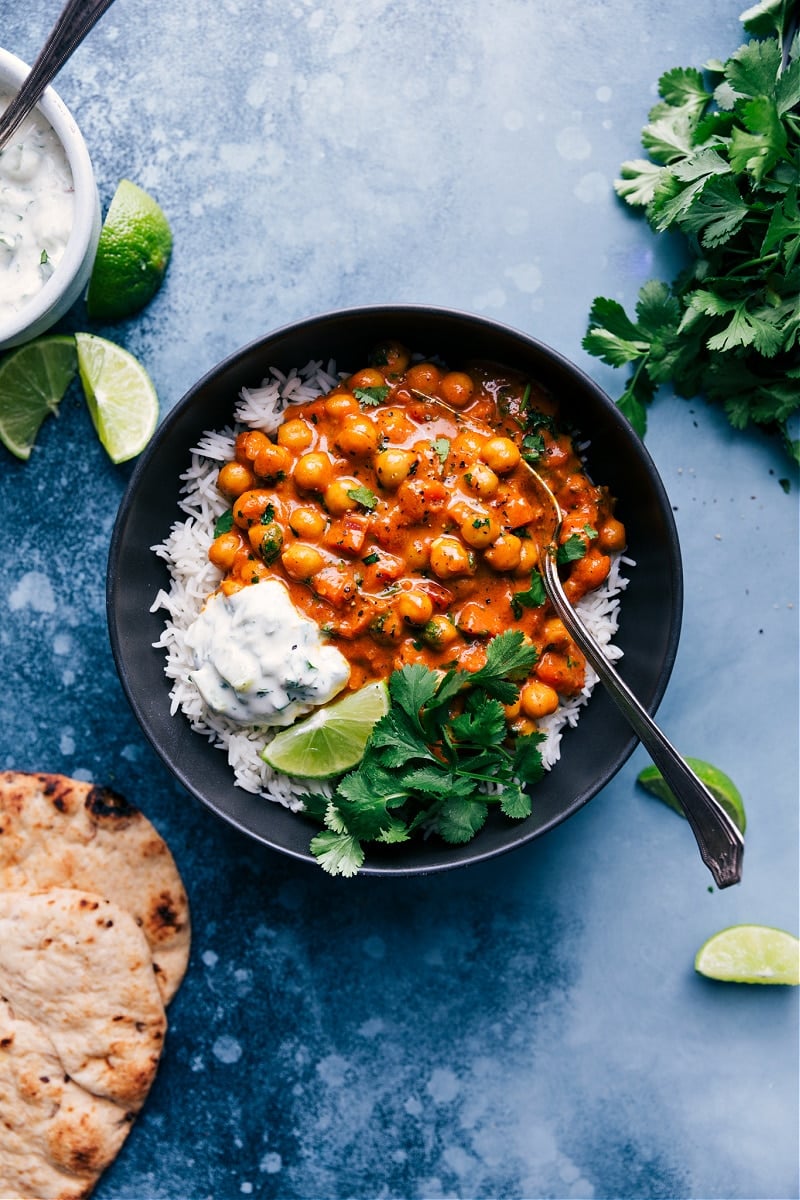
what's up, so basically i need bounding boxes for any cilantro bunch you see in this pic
[304,631,546,877]
[583,0,800,462]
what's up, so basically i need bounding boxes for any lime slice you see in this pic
[261,681,390,778]
[0,335,77,460]
[637,757,746,833]
[86,179,173,320]
[695,925,799,985]
[75,332,159,464]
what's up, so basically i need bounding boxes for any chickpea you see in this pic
[422,614,459,647]
[484,532,522,572]
[335,413,379,458]
[459,512,500,550]
[233,489,275,528]
[323,479,360,515]
[217,460,255,499]
[347,367,386,392]
[429,535,474,579]
[440,371,474,409]
[370,340,410,377]
[451,431,486,462]
[405,362,441,394]
[253,442,292,480]
[293,451,334,493]
[277,418,314,453]
[288,505,327,538]
[464,462,499,497]
[520,680,560,719]
[396,589,435,626]
[513,539,540,577]
[220,578,244,597]
[248,520,284,563]
[597,516,626,553]
[375,448,417,490]
[376,407,416,442]
[370,609,404,644]
[405,537,431,572]
[281,542,325,580]
[235,430,271,464]
[543,617,569,646]
[324,391,360,419]
[480,436,520,475]
[208,530,244,571]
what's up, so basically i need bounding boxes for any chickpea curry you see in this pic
[208,342,626,732]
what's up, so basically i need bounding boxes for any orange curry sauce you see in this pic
[208,343,626,731]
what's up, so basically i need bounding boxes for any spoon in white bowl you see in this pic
[410,387,744,889]
[0,0,117,151]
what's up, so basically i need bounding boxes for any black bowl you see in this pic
[107,304,682,875]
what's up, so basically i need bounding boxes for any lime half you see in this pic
[638,757,746,833]
[262,681,390,778]
[0,335,77,459]
[75,332,159,464]
[86,179,173,320]
[695,925,799,985]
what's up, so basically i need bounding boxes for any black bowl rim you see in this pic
[107,302,683,875]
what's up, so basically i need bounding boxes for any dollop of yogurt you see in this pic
[184,580,350,727]
[0,94,74,321]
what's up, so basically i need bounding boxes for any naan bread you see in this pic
[0,771,190,1004]
[0,888,167,1200]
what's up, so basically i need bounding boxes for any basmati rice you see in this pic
[151,358,631,810]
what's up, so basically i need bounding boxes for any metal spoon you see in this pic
[0,0,117,152]
[410,387,745,888]
[526,465,744,889]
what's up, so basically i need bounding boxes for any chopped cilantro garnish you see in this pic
[433,436,451,464]
[354,385,390,407]
[305,631,545,876]
[511,570,547,617]
[214,509,234,536]
[557,533,588,564]
[362,551,380,565]
[346,485,379,511]
[521,433,545,463]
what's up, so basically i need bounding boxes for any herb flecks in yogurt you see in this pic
[184,579,350,727]
[0,95,74,322]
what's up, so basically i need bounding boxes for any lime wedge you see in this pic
[637,757,746,833]
[695,925,799,985]
[75,332,159,464]
[0,335,77,460]
[86,179,173,320]
[261,681,390,778]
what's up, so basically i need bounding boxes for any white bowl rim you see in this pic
[0,47,98,345]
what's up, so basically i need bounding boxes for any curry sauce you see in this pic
[207,343,626,729]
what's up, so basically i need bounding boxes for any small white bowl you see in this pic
[0,47,101,351]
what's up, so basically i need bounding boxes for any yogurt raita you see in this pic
[184,579,351,727]
[0,94,74,322]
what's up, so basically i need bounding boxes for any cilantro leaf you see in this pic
[557,533,588,564]
[511,571,546,618]
[346,484,379,511]
[309,829,364,877]
[584,9,800,458]
[354,385,389,406]
[431,796,488,844]
[214,508,234,536]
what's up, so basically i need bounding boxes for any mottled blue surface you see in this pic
[1,1,798,1198]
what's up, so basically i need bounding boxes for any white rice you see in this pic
[150,358,631,808]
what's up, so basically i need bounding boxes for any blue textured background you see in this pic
[1,1,798,1198]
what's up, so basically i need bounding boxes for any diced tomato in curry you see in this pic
[208,342,626,731]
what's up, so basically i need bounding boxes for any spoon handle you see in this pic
[541,553,744,889]
[0,0,117,150]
